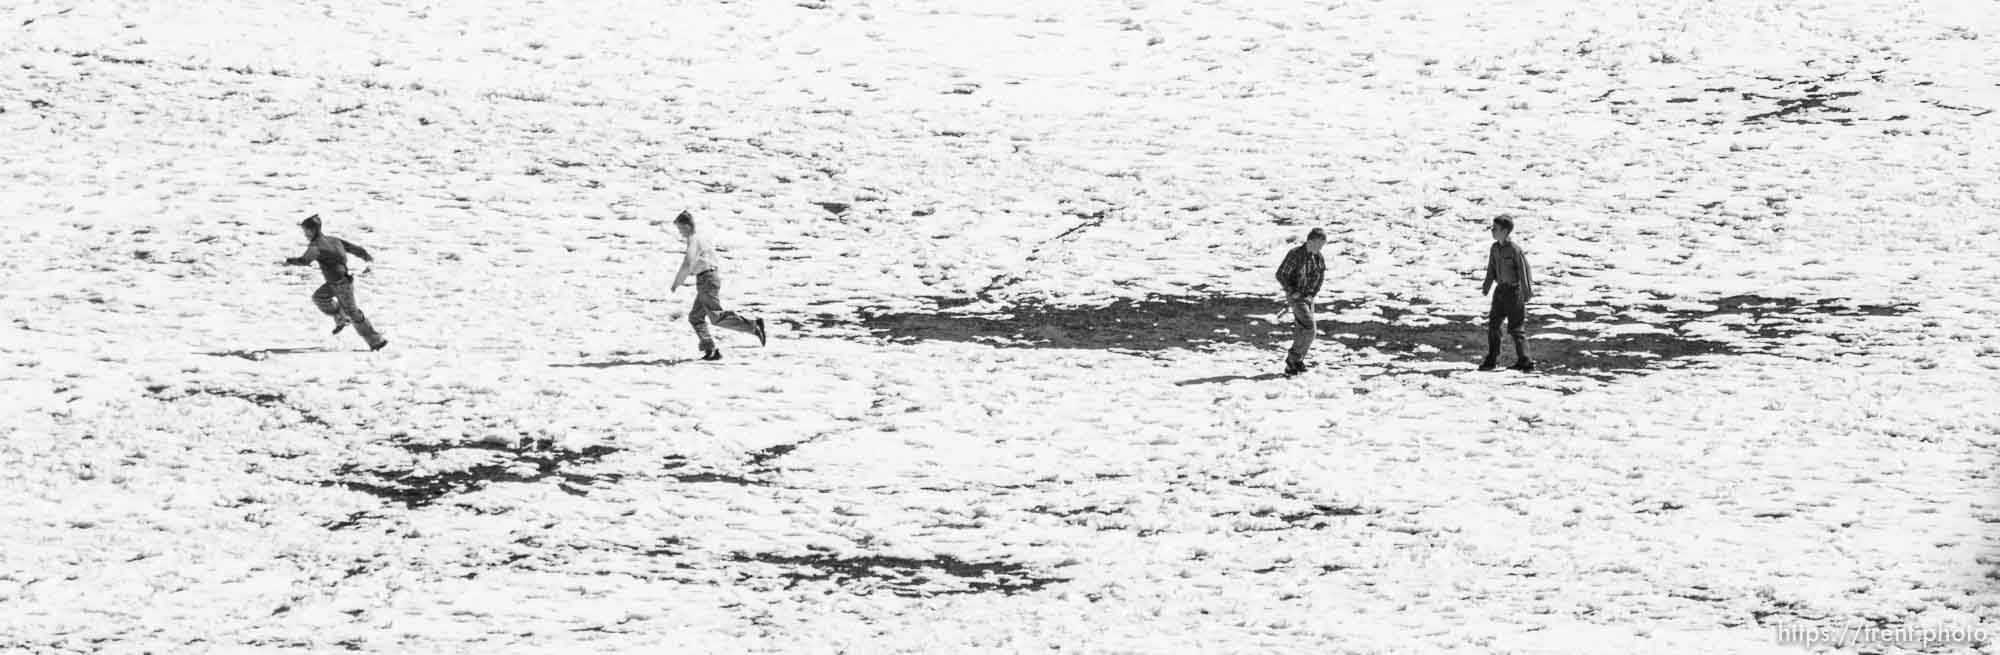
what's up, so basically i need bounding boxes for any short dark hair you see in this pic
[1492,216,1514,231]
[673,210,695,226]
[1306,228,1326,241]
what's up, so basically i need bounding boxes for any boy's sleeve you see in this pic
[284,242,320,266]
[671,241,694,288]
[1276,249,1300,295]
[1480,244,1495,293]
[339,238,374,262]
[1519,247,1533,301]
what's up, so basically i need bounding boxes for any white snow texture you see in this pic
[2,0,1999,653]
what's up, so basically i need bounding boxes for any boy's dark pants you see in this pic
[311,277,384,347]
[1287,298,1315,364]
[1485,284,1529,364]
[690,271,759,352]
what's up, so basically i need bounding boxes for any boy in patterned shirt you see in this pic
[1275,227,1327,376]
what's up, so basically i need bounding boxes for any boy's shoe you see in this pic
[333,317,349,335]
[1510,359,1535,372]
[1284,359,1305,376]
[1477,358,1499,371]
[753,318,768,346]
[702,349,723,361]
[370,339,388,352]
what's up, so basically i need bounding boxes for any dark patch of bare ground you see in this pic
[481,537,1067,597]
[198,346,334,360]
[464,530,1064,596]
[820,293,1912,381]
[659,432,832,485]
[320,438,623,514]
[141,385,625,526]
[726,546,1063,597]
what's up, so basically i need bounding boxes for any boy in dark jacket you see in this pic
[1479,216,1532,371]
[1275,227,1327,375]
[281,214,387,351]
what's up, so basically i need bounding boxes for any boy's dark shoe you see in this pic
[702,349,723,361]
[754,319,768,346]
[1510,359,1535,372]
[1477,357,1499,371]
[1284,358,1307,376]
[333,317,349,335]
[370,339,388,352]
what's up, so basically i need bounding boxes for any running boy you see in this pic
[281,214,387,351]
[1478,216,1533,371]
[670,210,767,360]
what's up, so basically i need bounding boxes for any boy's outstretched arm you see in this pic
[282,242,320,266]
[339,239,375,263]
[669,243,694,292]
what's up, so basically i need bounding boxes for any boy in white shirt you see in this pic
[670,210,767,360]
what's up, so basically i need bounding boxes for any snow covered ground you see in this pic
[3,0,1998,652]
